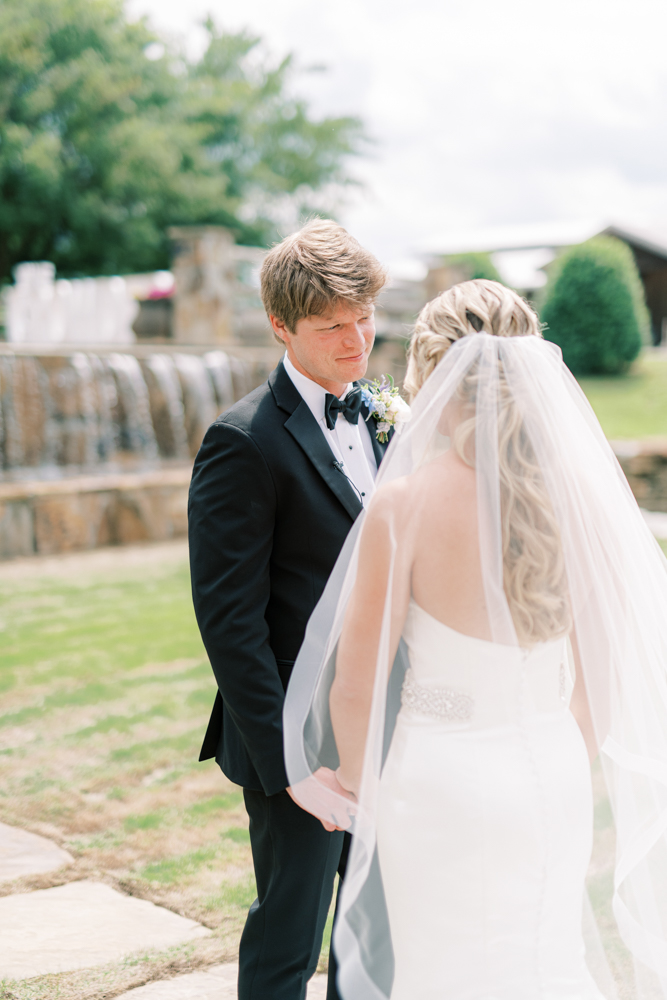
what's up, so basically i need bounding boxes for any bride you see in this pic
[284,280,667,999]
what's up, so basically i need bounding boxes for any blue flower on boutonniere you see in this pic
[360,375,412,444]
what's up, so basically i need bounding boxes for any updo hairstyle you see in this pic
[404,279,541,400]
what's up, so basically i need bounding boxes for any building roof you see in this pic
[423,220,667,261]
[422,220,667,291]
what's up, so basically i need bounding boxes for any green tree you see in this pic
[444,252,502,283]
[539,236,648,375]
[0,0,363,281]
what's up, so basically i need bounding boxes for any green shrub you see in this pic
[539,236,649,375]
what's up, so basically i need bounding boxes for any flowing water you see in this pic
[172,354,218,458]
[140,355,189,460]
[0,350,259,479]
[107,354,159,460]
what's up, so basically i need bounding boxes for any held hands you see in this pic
[315,766,358,831]
[286,766,358,832]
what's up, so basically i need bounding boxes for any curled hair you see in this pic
[408,280,570,646]
[405,279,541,399]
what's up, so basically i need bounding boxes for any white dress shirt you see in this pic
[283,354,377,507]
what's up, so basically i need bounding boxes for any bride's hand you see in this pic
[286,768,357,832]
[314,766,357,831]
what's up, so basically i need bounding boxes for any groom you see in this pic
[188,219,388,1000]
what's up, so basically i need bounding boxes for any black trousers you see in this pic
[239,788,350,1000]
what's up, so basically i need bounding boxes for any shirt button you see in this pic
[349,445,353,449]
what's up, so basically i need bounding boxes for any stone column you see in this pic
[424,260,470,301]
[168,226,236,345]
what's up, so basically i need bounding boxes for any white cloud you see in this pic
[127,0,667,265]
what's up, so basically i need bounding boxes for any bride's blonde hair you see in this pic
[406,280,571,645]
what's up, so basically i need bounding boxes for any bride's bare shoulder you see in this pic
[417,450,475,491]
[365,476,412,527]
[369,451,475,526]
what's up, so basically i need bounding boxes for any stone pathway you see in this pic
[0,820,73,882]
[0,880,210,980]
[0,823,326,996]
[116,963,326,999]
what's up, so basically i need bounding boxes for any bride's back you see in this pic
[409,450,491,641]
[401,279,572,648]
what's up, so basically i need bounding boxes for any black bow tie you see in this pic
[324,385,364,431]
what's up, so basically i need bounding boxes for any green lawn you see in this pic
[0,547,336,999]
[578,353,667,440]
[0,547,340,1000]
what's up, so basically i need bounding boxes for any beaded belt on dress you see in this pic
[400,667,474,722]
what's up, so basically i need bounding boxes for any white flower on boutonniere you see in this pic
[360,376,412,444]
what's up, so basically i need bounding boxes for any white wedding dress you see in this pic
[376,600,604,1000]
[286,335,667,999]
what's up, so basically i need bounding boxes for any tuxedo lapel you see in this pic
[285,403,363,520]
[270,361,363,521]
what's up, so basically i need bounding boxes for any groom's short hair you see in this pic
[260,218,387,334]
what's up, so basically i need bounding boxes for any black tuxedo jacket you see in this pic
[188,360,389,796]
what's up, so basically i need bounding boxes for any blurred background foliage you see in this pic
[0,0,364,281]
[442,252,502,283]
[539,236,648,376]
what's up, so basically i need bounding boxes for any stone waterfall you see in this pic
[0,350,253,474]
[0,347,278,559]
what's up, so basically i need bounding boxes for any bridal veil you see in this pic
[283,331,667,999]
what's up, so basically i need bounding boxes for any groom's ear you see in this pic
[269,314,292,346]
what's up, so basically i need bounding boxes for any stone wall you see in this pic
[0,468,190,560]
[3,440,665,561]
[613,440,667,513]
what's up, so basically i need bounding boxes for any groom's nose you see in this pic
[341,322,368,347]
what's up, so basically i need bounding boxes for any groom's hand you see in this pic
[286,767,356,832]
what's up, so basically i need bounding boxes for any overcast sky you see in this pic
[127,0,667,273]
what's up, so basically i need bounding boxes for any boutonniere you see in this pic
[360,375,412,444]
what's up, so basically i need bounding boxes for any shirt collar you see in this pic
[283,353,352,425]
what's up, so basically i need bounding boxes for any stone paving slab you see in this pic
[0,821,73,883]
[0,880,210,980]
[117,963,327,999]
